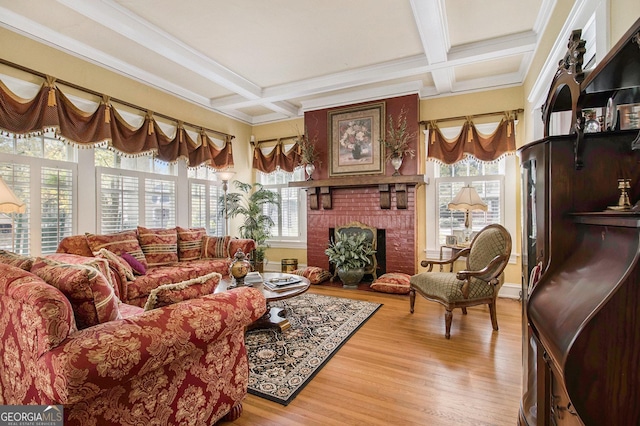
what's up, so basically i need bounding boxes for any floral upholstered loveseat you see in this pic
[0,258,266,425]
[56,226,256,307]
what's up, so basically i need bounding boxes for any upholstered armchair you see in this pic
[410,224,512,339]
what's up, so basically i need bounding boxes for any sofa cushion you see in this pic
[86,230,147,268]
[56,235,94,257]
[176,226,206,261]
[44,253,121,299]
[143,271,221,311]
[137,226,179,267]
[97,248,135,282]
[0,250,34,271]
[31,257,122,329]
[125,259,231,308]
[201,235,231,259]
[370,272,411,294]
[292,266,332,284]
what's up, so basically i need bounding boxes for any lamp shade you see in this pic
[0,176,26,214]
[216,171,236,182]
[448,185,487,212]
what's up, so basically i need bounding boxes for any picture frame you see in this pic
[445,235,458,246]
[328,102,385,177]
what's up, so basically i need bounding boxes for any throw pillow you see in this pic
[370,272,412,294]
[201,235,231,259]
[292,266,332,284]
[0,250,34,271]
[137,226,179,267]
[45,253,120,299]
[176,226,206,261]
[31,257,122,329]
[143,271,221,311]
[121,252,147,275]
[96,248,135,282]
[86,230,147,268]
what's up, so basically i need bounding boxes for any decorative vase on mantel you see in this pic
[390,155,403,176]
[337,267,365,289]
[305,163,315,181]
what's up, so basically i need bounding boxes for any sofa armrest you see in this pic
[229,238,256,256]
[40,287,266,404]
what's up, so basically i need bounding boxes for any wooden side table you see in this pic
[438,244,469,271]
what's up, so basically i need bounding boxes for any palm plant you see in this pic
[219,181,280,264]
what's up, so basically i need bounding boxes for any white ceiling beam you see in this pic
[410,0,449,64]
[448,31,537,63]
[56,0,263,101]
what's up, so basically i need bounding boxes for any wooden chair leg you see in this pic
[489,301,499,331]
[221,401,243,422]
[461,307,468,315]
[409,288,416,313]
[444,309,453,339]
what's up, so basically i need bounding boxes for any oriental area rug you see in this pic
[245,293,381,405]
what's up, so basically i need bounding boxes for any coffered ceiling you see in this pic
[0,0,553,124]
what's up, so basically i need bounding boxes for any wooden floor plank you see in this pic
[223,285,522,426]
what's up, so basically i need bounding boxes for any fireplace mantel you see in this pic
[289,174,427,210]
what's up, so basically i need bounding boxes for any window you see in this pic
[257,168,306,243]
[187,166,224,235]
[435,157,504,245]
[0,132,77,255]
[95,148,177,233]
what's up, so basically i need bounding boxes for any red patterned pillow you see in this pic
[176,226,206,261]
[0,250,34,271]
[45,253,120,299]
[370,272,412,294]
[86,230,147,268]
[143,271,221,311]
[292,266,332,284]
[31,257,122,329]
[97,248,135,282]
[201,235,231,259]
[137,226,179,267]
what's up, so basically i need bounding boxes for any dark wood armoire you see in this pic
[518,18,640,426]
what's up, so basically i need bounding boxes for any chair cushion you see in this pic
[410,272,494,302]
[176,226,206,261]
[86,230,147,268]
[137,226,179,267]
[201,235,231,259]
[31,257,122,329]
[370,272,411,294]
[292,266,331,284]
[143,271,221,311]
[0,250,34,271]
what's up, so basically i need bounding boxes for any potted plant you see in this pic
[325,232,376,288]
[220,181,281,273]
[381,106,417,175]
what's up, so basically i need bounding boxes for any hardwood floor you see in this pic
[223,285,523,426]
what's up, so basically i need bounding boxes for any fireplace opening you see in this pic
[328,227,386,282]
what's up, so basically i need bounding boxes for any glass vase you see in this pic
[305,163,315,180]
[390,155,403,176]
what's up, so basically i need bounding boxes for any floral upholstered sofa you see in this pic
[56,226,256,307]
[0,255,266,425]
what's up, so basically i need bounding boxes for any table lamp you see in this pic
[448,185,487,242]
[0,176,26,214]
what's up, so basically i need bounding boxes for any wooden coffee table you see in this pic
[216,272,310,331]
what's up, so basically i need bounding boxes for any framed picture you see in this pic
[328,102,385,177]
[445,235,458,246]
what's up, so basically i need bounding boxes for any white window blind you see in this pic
[99,173,139,233]
[41,167,74,254]
[145,178,176,228]
[0,163,30,255]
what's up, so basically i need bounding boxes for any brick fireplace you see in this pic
[304,184,418,276]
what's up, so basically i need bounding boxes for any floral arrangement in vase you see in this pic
[381,106,417,175]
[339,120,371,159]
[295,128,320,180]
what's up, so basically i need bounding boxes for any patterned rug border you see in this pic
[246,293,382,406]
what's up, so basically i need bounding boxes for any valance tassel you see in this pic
[45,75,57,107]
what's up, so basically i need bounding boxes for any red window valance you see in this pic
[0,78,233,168]
[252,139,302,173]
[427,116,516,164]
